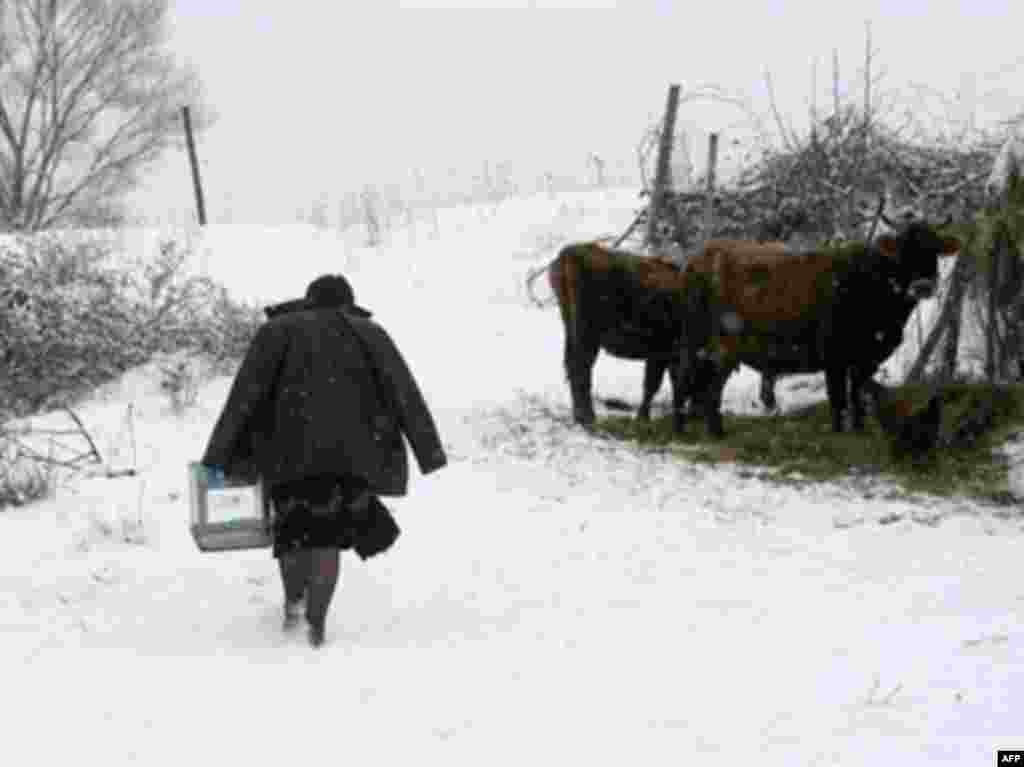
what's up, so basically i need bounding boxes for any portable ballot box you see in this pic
[188,462,272,552]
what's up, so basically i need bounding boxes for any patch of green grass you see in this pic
[597,383,1024,506]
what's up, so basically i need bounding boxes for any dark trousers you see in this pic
[278,547,340,626]
[271,475,369,627]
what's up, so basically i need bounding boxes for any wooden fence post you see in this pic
[907,250,973,383]
[702,132,719,243]
[182,106,207,226]
[987,226,1007,382]
[646,84,681,249]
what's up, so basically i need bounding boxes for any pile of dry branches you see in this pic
[644,105,998,248]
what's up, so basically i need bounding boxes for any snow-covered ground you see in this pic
[3,189,1024,765]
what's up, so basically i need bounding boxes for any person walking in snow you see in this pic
[202,274,447,647]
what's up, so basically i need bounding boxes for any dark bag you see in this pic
[351,495,401,560]
[316,480,400,559]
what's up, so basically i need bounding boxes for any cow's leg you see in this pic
[824,364,848,433]
[634,358,667,421]
[668,352,698,434]
[671,350,704,434]
[667,359,682,432]
[759,373,778,411]
[565,336,599,426]
[848,365,875,432]
[704,367,732,438]
[697,356,733,439]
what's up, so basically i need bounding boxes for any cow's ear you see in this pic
[877,234,899,259]
[940,236,960,256]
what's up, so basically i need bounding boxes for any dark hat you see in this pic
[263,273,372,319]
[305,274,355,308]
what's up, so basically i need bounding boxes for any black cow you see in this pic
[675,220,961,437]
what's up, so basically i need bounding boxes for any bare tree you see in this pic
[0,0,213,231]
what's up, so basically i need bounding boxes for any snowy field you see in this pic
[3,188,1024,765]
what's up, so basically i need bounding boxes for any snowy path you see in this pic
[3,194,1024,764]
[5,426,1023,765]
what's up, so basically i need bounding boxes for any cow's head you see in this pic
[876,218,960,300]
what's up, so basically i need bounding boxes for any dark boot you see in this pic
[278,551,311,631]
[308,616,326,648]
[305,547,340,647]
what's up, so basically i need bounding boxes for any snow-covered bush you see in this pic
[0,233,263,418]
[158,355,202,414]
[0,432,53,510]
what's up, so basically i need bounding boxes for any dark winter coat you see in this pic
[202,306,447,497]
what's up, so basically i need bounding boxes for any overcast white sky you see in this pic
[132,0,1024,224]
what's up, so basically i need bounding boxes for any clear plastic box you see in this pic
[188,462,272,552]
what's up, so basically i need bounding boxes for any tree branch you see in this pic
[765,70,796,152]
[0,0,205,230]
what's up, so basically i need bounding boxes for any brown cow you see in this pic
[549,241,797,431]
[675,220,961,437]
[548,242,720,431]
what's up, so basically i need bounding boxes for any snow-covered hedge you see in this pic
[1,233,263,418]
